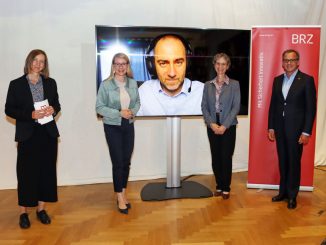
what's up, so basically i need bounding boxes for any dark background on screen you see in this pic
[96,26,250,115]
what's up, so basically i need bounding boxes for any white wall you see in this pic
[1,0,325,189]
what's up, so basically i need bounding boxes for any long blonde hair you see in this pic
[107,53,133,80]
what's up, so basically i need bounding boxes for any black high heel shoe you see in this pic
[126,203,131,209]
[117,200,128,214]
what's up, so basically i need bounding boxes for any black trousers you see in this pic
[275,130,303,199]
[104,119,134,193]
[207,116,236,192]
[17,123,58,207]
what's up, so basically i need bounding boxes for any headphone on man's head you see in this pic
[145,33,193,80]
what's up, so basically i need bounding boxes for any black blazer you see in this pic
[5,75,61,142]
[268,70,316,139]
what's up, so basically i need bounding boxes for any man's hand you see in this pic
[299,134,310,145]
[268,129,275,141]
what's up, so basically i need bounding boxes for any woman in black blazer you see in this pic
[5,49,61,229]
[201,53,241,199]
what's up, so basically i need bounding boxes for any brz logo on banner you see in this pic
[292,34,314,44]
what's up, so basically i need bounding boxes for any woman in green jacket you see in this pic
[96,53,140,214]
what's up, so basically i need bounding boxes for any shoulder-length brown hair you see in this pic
[107,53,133,80]
[24,49,50,78]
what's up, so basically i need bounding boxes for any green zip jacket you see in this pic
[96,77,140,125]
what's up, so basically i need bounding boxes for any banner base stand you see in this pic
[140,180,213,201]
[247,183,313,191]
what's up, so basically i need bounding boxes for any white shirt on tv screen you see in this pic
[137,78,204,116]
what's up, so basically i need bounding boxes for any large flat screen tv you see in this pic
[96,26,250,116]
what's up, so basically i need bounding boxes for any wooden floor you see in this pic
[1,169,326,245]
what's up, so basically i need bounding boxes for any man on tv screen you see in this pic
[137,34,204,116]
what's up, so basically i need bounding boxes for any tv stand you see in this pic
[140,117,212,201]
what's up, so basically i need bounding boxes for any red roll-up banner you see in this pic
[248,26,320,190]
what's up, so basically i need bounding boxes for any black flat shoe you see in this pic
[272,194,287,202]
[126,203,131,209]
[36,210,51,224]
[19,213,30,229]
[287,199,297,209]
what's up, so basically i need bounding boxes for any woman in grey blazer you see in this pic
[201,53,240,199]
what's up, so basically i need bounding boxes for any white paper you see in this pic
[34,99,54,125]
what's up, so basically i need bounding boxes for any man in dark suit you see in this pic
[268,49,316,209]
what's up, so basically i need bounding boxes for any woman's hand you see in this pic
[216,125,226,135]
[32,106,55,119]
[32,109,46,119]
[210,123,227,135]
[210,123,220,134]
[120,109,134,119]
[44,106,55,117]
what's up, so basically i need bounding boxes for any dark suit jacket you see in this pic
[268,70,316,139]
[5,75,61,142]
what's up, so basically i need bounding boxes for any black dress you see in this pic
[5,75,61,207]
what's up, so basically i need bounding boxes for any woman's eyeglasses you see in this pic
[114,63,128,67]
